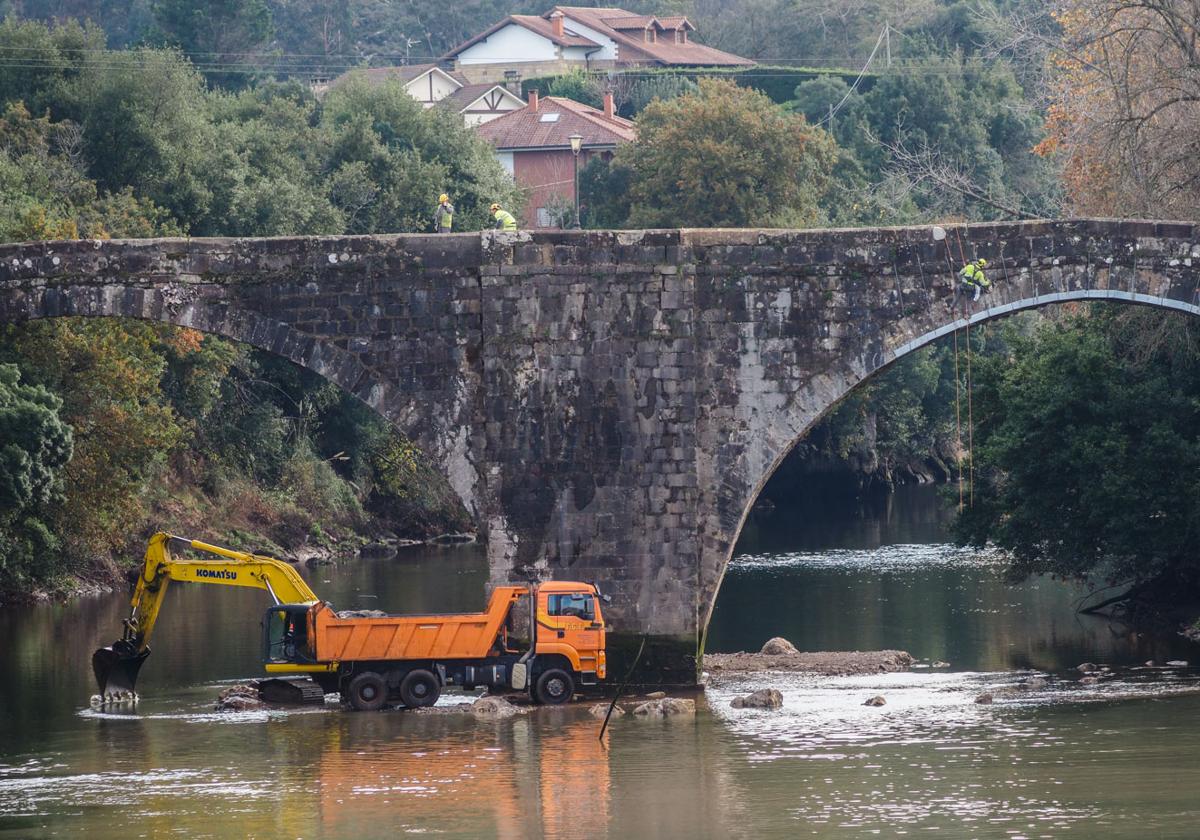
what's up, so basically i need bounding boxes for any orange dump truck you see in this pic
[93,533,608,711]
[291,581,608,709]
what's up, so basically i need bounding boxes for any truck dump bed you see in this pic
[312,586,525,662]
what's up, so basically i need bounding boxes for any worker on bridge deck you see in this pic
[490,203,517,231]
[955,258,991,307]
[434,194,454,233]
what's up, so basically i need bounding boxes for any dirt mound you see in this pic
[705,649,913,677]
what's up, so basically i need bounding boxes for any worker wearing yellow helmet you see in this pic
[955,257,991,308]
[490,203,517,231]
[434,193,454,233]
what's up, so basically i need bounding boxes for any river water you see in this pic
[2,486,1199,838]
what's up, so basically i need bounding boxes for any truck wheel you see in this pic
[399,669,441,708]
[347,671,388,711]
[534,668,574,705]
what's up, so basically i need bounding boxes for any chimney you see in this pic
[550,10,565,38]
[603,90,615,120]
[528,89,539,112]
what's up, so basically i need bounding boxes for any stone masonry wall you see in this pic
[3,219,1200,683]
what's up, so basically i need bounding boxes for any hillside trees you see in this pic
[1035,0,1200,217]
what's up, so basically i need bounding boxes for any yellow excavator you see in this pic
[93,532,328,700]
[94,532,608,709]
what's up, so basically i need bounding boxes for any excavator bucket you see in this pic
[92,641,150,700]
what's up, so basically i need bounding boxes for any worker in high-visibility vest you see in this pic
[954,258,990,307]
[490,203,517,231]
[434,193,454,233]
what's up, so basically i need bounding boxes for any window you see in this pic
[675,29,684,44]
[548,593,594,621]
[539,112,560,123]
[645,28,656,43]
[536,207,552,227]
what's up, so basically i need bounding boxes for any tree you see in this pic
[151,0,274,88]
[0,363,73,588]
[957,305,1200,613]
[1035,0,1200,218]
[615,77,839,228]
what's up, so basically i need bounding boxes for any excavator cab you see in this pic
[263,604,315,664]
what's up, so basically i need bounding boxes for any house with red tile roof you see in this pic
[445,6,753,83]
[318,63,526,126]
[476,90,635,228]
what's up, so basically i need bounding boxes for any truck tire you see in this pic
[399,669,441,708]
[347,671,388,711]
[534,668,574,705]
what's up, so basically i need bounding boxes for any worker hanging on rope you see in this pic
[954,258,990,309]
[490,202,517,231]
[434,193,454,233]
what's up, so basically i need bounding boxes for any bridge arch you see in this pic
[701,287,1200,640]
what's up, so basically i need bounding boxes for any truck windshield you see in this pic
[548,593,594,621]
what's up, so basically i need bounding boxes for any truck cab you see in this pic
[533,582,606,687]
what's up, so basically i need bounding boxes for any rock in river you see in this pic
[1077,662,1098,673]
[471,696,521,718]
[761,637,799,656]
[216,684,266,711]
[731,688,783,710]
[589,703,625,719]
[633,698,695,717]
[862,695,887,707]
[974,693,994,705]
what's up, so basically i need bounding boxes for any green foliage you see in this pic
[609,78,839,228]
[957,306,1200,592]
[543,69,603,108]
[0,364,73,588]
[626,74,698,114]
[150,0,274,88]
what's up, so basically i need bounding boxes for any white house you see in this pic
[318,64,526,126]
[444,6,753,83]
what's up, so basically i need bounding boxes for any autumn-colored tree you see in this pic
[617,78,839,228]
[1036,0,1200,217]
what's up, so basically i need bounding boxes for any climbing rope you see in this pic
[951,226,977,507]
[940,236,965,512]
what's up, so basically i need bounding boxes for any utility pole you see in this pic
[885,22,891,68]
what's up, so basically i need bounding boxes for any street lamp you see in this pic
[569,133,583,229]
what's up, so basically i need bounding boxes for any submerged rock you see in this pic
[471,696,521,718]
[1080,676,1100,685]
[216,684,265,711]
[1020,677,1048,691]
[930,660,951,668]
[633,698,695,717]
[1077,662,1098,673]
[974,693,994,704]
[761,637,799,656]
[731,688,783,710]
[862,695,887,707]
[589,703,624,719]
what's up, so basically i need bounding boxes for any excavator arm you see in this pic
[92,532,320,699]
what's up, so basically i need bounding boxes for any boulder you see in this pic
[632,698,696,717]
[1166,660,1189,667]
[931,660,951,668]
[471,696,521,718]
[645,691,667,699]
[760,637,799,656]
[1076,662,1097,673]
[1020,677,1048,691]
[589,703,624,719]
[216,684,265,711]
[862,695,887,707]
[1144,660,1156,667]
[974,693,994,704]
[731,688,783,710]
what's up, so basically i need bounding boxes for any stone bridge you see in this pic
[4,219,1199,683]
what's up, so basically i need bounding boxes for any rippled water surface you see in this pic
[2,487,1199,838]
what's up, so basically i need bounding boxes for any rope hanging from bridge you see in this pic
[941,237,966,512]
[953,226,976,508]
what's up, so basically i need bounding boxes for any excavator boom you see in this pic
[93,532,319,700]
